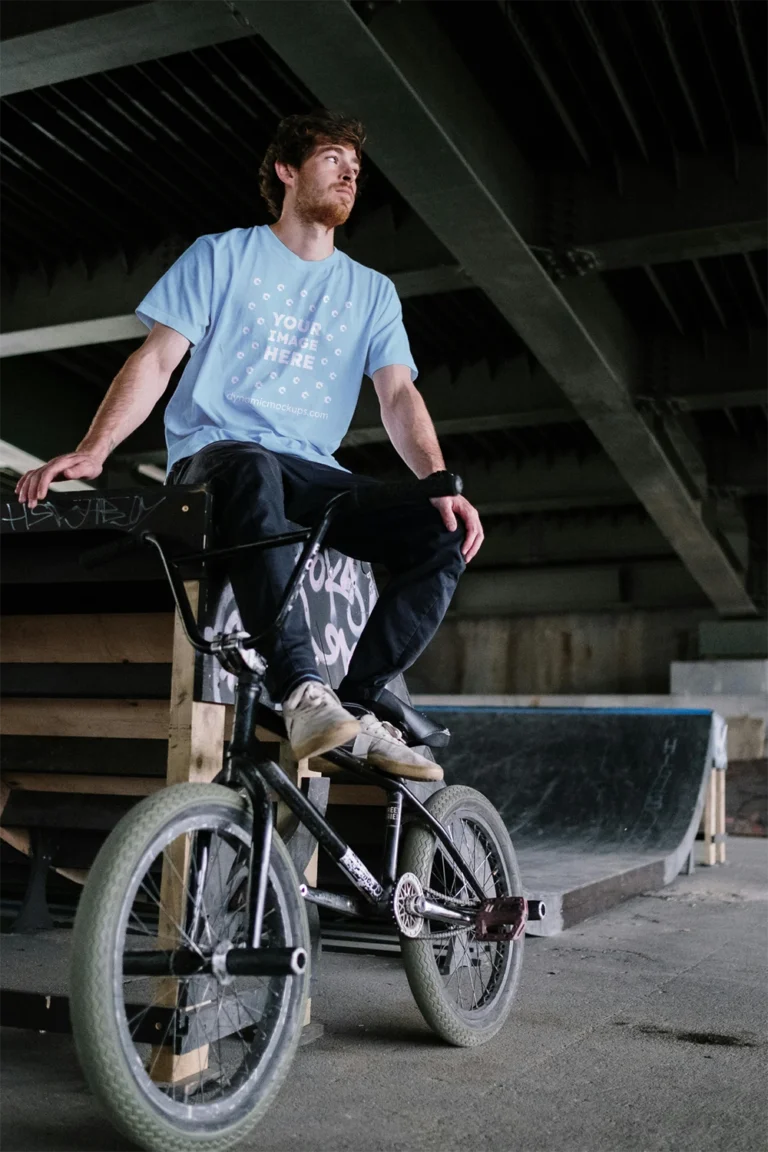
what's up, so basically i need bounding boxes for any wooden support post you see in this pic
[701,767,718,867]
[716,767,727,865]
[150,582,225,1083]
[277,741,319,1026]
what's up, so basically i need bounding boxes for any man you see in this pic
[16,111,483,781]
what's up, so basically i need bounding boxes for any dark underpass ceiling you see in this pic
[0,0,765,616]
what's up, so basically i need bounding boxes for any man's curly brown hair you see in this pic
[259,110,366,219]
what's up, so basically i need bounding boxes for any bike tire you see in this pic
[70,783,309,1152]
[399,785,524,1047]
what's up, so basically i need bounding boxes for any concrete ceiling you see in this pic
[0,0,765,616]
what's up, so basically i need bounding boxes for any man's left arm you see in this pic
[372,365,484,562]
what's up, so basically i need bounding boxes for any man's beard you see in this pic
[295,185,353,229]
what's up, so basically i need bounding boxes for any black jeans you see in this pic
[170,441,466,703]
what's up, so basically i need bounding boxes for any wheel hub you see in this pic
[392,872,425,938]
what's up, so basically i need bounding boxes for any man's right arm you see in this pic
[15,323,190,508]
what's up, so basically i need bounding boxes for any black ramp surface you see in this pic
[432,707,727,935]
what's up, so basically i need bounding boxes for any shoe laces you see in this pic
[361,713,406,745]
[287,680,331,710]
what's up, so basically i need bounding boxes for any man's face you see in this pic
[291,141,360,228]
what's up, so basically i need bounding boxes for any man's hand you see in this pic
[431,494,484,562]
[15,451,105,509]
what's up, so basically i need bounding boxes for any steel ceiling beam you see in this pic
[540,148,768,272]
[642,330,768,413]
[239,0,753,614]
[0,2,251,97]
[0,243,470,354]
[345,356,574,446]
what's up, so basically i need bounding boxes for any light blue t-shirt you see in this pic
[136,225,417,472]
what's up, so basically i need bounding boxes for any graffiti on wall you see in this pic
[199,546,378,705]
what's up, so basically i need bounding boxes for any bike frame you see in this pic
[138,500,486,951]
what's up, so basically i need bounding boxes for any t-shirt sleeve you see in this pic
[135,236,215,346]
[364,279,418,381]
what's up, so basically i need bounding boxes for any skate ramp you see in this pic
[430,707,727,935]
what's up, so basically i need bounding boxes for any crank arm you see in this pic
[413,897,474,926]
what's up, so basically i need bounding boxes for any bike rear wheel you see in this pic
[399,785,524,1047]
[70,783,309,1152]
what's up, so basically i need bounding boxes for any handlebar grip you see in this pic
[350,471,463,512]
[79,533,147,570]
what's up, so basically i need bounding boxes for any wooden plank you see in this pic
[702,769,717,866]
[153,582,222,1082]
[328,784,387,806]
[0,825,88,885]
[277,743,319,1027]
[716,768,727,864]
[0,773,162,797]
[166,583,226,786]
[0,613,174,663]
[0,699,170,739]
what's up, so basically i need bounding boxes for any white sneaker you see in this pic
[351,713,444,781]
[283,680,361,761]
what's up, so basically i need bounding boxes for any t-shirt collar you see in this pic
[262,224,339,271]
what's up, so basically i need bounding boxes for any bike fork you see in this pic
[245,773,273,949]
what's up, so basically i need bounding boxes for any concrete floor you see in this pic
[1,837,766,1152]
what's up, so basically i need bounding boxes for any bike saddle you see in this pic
[342,688,451,750]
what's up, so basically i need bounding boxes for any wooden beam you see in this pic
[0,699,170,740]
[0,773,162,797]
[1,614,174,664]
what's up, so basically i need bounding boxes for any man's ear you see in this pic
[274,160,296,190]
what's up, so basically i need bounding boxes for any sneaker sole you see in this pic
[291,718,361,762]
[366,754,444,782]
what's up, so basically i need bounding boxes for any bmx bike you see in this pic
[69,471,529,1152]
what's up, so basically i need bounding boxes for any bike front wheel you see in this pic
[70,783,309,1152]
[399,785,524,1047]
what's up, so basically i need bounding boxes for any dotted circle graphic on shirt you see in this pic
[246,367,254,374]
[331,310,338,317]
[248,302,256,310]
[279,386,286,394]
[326,334,333,342]
[237,351,245,359]
[329,372,337,380]
[293,376,300,384]
[324,396,332,404]
[335,348,342,356]
[302,392,309,399]
[270,372,277,380]
[286,298,293,306]
[231,376,239,384]
[309,305,316,312]
[257,318,265,325]
[322,295,330,304]
[316,381,324,389]
[340,324,347,332]
[321,358,328,365]
[262,293,270,300]
[252,342,260,350]
[345,301,352,309]
[243,326,250,334]
[277,283,285,292]
[253,278,261,285]
[300,290,307,297]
